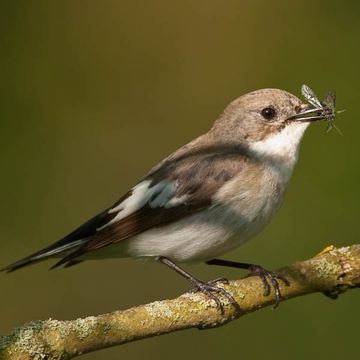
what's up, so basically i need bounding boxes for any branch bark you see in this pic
[1,244,359,360]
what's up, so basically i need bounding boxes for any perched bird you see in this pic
[2,87,330,310]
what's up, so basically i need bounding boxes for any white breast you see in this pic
[249,122,310,182]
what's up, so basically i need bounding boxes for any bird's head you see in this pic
[210,88,329,165]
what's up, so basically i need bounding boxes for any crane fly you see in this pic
[301,84,343,135]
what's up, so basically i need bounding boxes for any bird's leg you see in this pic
[206,259,290,308]
[157,256,239,314]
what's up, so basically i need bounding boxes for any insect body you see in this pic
[301,84,342,134]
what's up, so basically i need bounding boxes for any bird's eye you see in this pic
[261,107,276,120]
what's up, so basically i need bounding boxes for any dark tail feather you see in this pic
[2,207,114,273]
[1,239,87,273]
[1,254,46,272]
[1,250,55,273]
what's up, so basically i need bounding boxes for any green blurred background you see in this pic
[0,1,359,359]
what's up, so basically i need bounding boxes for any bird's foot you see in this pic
[189,278,239,314]
[247,264,290,308]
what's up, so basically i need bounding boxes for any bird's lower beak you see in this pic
[287,104,327,122]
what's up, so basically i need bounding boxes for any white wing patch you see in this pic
[109,180,154,215]
[148,181,177,208]
[97,179,183,231]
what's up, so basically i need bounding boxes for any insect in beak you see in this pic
[288,84,344,135]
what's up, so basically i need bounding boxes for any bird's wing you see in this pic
[3,142,249,271]
[53,142,249,266]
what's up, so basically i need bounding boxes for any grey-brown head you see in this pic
[209,88,327,165]
[210,88,323,142]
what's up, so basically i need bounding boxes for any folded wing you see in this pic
[2,142,248,271]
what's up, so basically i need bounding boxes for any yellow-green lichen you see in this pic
[144,301,175,319]
[334,246,352,257]
[45,316,98,341]
[72,317,97,340]
[0,321,48,359]
[311,257,341,279]
[45,319,71,338]
[180,292,215,311]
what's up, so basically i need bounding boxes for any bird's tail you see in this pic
[1,239,86,273]
[2,208,113,272]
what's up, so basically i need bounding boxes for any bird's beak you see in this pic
[287,104,327,122]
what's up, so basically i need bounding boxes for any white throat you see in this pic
[249,122,310,180]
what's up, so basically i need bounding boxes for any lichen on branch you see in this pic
[1,244,360,360]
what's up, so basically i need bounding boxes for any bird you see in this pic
[2,87,330,311]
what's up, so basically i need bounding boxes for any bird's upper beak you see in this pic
[287,104,328,122]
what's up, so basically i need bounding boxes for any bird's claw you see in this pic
[247,265,290,308]
[190,279,239,314]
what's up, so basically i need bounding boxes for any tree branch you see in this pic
[1,244,360,360]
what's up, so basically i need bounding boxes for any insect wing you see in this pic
[301,84,323,108]
[323,91,336,111]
